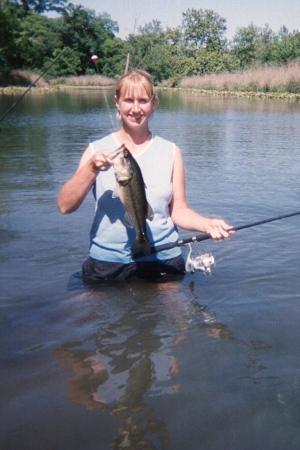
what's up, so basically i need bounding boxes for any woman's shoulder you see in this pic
[90,133,117,153]
[153,134,175,146]
[152,135,176,155]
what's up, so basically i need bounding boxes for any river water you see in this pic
[1,88,300,449]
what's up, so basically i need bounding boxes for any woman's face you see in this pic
[115,82,157,130]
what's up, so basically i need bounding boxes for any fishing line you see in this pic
[90,51,118,131]
[102,88,117,130]
[0,48,67,126]
[91,47,151,131]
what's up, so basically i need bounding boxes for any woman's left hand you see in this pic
[205,219,235,240]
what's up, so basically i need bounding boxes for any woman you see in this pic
[58,69,234,282]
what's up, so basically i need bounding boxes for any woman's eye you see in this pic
[123,98,149,104]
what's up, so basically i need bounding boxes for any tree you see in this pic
[11,0,71,14]
[192,49,240,75]
[94,11,119,37]
[232,23,262,68]
[42,47,81,77]
[15,13,63,69]
[260,26,300,64]
[0,1,123,78]
[182,8,227,51]
[61,5,119,75]
[0,1,21,78]
[138,19,163,36]
[0,1,62,72]
[126,20,167,78]
[101,38,128,77]
[254,25,276,63]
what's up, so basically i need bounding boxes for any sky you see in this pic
[71,0,300,40]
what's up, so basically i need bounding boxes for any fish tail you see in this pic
[131,233,152,258]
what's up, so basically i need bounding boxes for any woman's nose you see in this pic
[132,101,140,112]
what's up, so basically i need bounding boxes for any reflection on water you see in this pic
[53,281,234,448]
[50,279,282,449]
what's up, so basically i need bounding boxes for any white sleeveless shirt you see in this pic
[89,133,181,263]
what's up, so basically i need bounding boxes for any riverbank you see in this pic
[0,84,114,93]
[178,62,300,97]
[166,87,300,100]
[1,62,300,100]
[1,84,300,101]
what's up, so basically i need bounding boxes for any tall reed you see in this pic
[50,74,115,86]
[179,62,300,93]
[4,71,115,87]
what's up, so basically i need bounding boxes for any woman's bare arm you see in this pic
[170,145,234,239]
[57,146,112,214]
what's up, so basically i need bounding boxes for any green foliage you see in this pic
[12,0,70,14]
[193,50,240,75]
[60,5,119,75]
[16,13,62,69]
[0,1,123,79]
[1,2,300,88]
[101,38,128,77]
[42,47,81,77]
[231,23,262,69]
[182,8,227,51]
[126,16,237,85]
[127,20,174,82]
[231,23,300,69]
[0,1,22,73]
[260,28,300,64]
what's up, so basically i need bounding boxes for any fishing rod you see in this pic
[132,210,300,261]
[0,48,67,125]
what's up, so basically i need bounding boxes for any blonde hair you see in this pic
[115,69,158,102]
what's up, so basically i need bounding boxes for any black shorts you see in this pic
[81,255,185,283]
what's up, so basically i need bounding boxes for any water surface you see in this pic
[1,89,300,449]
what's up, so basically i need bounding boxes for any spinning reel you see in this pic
[185,243,215,274]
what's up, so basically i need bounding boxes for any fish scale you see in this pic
[112,146,154,258]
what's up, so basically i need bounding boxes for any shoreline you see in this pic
[1,84,300,101]
[159,87,300,101]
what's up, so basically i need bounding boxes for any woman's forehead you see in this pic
[120,82,152,98]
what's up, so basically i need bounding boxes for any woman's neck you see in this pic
[114,128,152,154]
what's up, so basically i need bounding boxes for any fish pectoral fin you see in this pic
[124,212,134,228]
[112,187,119,199]
[147,202,154,221]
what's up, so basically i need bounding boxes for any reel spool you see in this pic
[185,243,215,274]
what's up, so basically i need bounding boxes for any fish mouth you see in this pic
[109,144,126,160]
[106,145,126,165]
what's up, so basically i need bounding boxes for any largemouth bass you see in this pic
[111,145,154,258]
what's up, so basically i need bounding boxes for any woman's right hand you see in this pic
[89,151,113,173]
[58,148,113,214]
